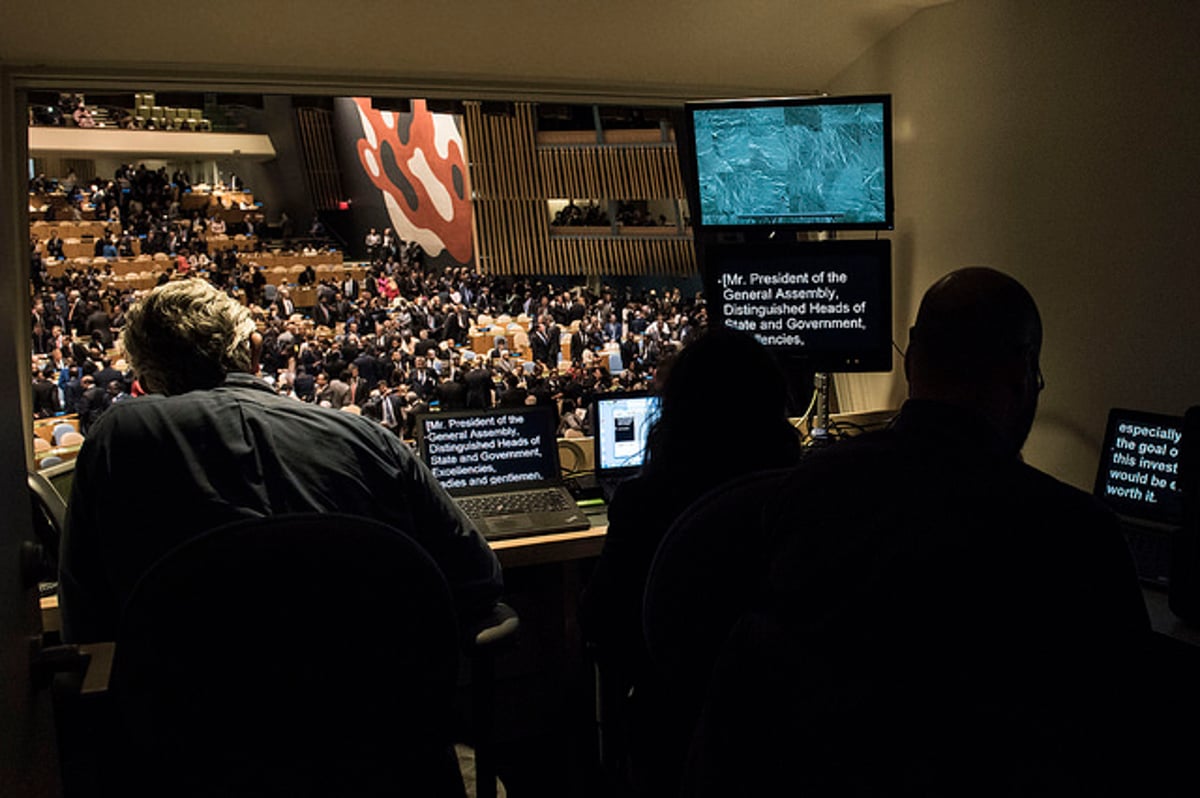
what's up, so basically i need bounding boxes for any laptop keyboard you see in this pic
[458,488,572,519]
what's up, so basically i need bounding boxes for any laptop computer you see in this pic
[1093,407,1185,587]
[415,406,591,540]
[592,391,661,499]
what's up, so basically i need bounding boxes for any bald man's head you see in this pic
[905,268,1043,453]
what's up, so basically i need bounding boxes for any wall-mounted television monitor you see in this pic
[685,94,893,232]
[701,238,893,373]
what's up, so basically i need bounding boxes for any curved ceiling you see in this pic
[2,1,950,101]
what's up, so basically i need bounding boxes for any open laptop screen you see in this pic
[593,392,661,478]
[415,406,560,495]
[1093,408,1184,526]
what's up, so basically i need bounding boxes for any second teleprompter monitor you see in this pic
[701,238,893,374]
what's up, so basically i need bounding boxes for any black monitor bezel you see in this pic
[413,405,562,496]
[591,390,660,480]
[1093,407,1185,526]
[700,237,894,374]
[683,93,895,233]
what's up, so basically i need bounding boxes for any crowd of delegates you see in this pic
[30,244,708,440]
[30,162,272,255]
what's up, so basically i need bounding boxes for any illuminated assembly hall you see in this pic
[3,0,1199,796]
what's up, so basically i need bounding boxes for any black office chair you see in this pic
[643,471,789,702]
[102,513,508,797]
[28,467,69,585]
[638,471,794,798]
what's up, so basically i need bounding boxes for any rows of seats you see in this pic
[262,263,366,288]
[36,235,263,265]
[236,251,344,268]
[83,263,369,294]
[30,220,122,241]
[41,248,341,279]
[33,415,79,445]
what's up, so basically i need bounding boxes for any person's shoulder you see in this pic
[605,474,660,516]
[1015,460,1113,521]
[78,391,176,440]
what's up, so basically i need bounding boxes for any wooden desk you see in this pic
[490,522,605,569]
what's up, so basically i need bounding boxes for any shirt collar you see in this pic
[222,372,277,394]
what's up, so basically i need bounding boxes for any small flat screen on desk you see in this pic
[701,238,893,373]
[686,94,893,232]
[1093,408,1184,526]
[593,393,660,477]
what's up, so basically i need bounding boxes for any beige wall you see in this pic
[829,0,1200,489]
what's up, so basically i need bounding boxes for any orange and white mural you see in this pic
[345,98,473,265]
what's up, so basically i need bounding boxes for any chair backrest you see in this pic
[59,431,85,446]
[644,472,790,702]
[557,438,587,474]
[52,422,78,445]
[28,469,68,577]
[108,513,462,796]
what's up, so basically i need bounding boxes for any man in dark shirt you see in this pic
[76,375,111,434]
[649,268,1153,797]
[60,279,502,644]
[32,364,60,418]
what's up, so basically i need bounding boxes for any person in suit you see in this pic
[545,318,562,366]
[45,231,65,260]
[344,363,371,408]
[275,288,295,319]
[497,373,527,409]
[408,356,439,400]
[619,333,641,374]
[32,364,60,418]
[463,359,496,410]
[363,381,405,434]
[441,304,472,347]
[292,365,315,402]
[603,312,622,343]
[311,371,333,406]
[569,326,587,365]
[434,371,466,410]
[530,322,552,366]
[77,375,111,434]
[324,371,350,409]
[92,359,124,393]
[313,297,334,328]
[62,366,84,413]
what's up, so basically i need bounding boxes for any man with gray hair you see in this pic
[59,279,502,643]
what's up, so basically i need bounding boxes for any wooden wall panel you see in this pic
[465,100,695,278]
[295,107,343,211]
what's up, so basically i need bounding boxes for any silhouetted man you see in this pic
[648,268,1152,797]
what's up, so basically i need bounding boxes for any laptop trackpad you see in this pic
[485,515,536,536]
